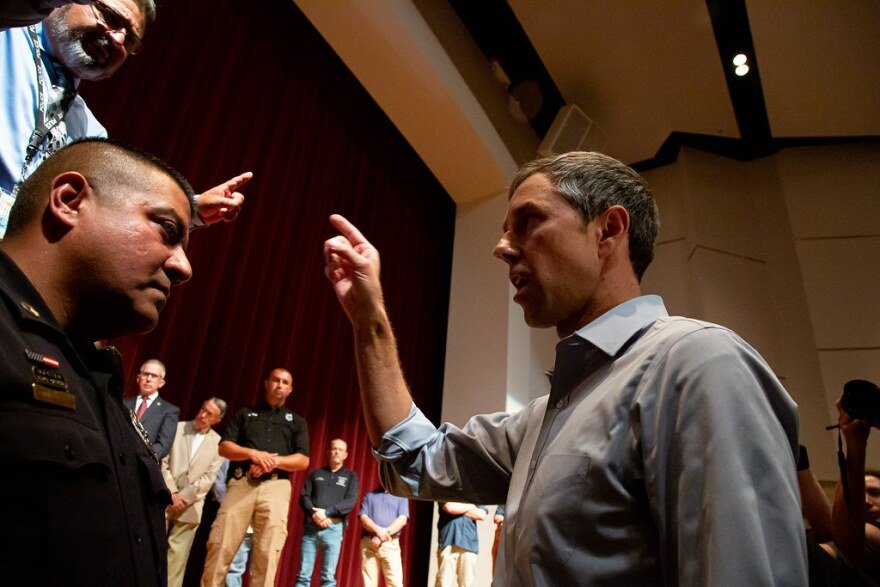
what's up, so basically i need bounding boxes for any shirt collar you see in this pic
[0,249,66,336]
[257,402,289,414]
[139,391,159,404]
[569,295,667,356]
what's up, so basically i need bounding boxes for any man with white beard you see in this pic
[0,0,250,238]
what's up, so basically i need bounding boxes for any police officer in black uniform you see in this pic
[0,138,196,585]
[202,367,310,587]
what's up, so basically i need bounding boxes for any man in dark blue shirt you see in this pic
[436,502,488,586]
[296,438,359,587]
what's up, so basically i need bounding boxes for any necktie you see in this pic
[136,397,149,421]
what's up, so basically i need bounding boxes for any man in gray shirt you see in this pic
[323,151,807,585]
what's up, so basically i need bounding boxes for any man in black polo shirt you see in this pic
[202,367,310,587]
[295,438,359,586]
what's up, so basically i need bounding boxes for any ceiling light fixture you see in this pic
[732,53,748,66]
[735,64,750,76]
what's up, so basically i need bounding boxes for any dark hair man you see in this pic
[1,1,250,238]
[202,367,310,587]
[0,138,195,585]
[324,151,807,584]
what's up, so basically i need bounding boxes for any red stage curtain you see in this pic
[80,1,454,585]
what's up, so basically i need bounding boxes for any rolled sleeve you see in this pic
[373,404,435,462]
[374,403,529,506]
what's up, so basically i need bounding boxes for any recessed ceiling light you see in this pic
[733,53,748,66]
[735,64,750,76]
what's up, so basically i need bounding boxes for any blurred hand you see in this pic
[249,450,278,473]
[838,400,871,450]
[166,492,186,513]
[312,508,331,528]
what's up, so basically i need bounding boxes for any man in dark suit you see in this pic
[125,358,179,459]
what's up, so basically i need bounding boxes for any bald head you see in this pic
[6,139,194,239]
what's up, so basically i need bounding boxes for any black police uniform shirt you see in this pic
[0,250,170,586]
[299,466,359,525]
[223,403,310,480]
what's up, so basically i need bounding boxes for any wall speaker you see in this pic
[538,104,608,157]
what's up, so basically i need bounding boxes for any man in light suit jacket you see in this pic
[162,397,228,587]
[124,358,180,458]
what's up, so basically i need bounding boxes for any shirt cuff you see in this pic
[372,403,436,461]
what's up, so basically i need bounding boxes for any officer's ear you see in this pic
[47,172,92,229]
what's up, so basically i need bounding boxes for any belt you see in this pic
[232,467,290,482]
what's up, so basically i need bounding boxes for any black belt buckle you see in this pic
[247,470,282,483]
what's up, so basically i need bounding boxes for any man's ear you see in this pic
[596,205,630,259]
[47,171,91,228]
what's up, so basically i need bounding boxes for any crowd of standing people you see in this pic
[1,1,878,587]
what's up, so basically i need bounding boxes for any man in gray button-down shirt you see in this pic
[323,151,807,585]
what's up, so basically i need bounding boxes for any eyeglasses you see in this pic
[138,371,163,380]
[91,1,144,55]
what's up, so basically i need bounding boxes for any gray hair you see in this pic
[140,359,166,378]
[509,151,659,281]
[135,0,157,25]
[207,397,228,418]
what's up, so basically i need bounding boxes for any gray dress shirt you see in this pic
[375,296,807,586]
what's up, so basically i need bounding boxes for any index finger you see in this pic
[329,214,370,247]
[222,171,254,192]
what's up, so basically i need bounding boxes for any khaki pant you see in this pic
[361,536,404,587]
[201,477,291,587]
[167,519,200,587]
[435,545,476,587]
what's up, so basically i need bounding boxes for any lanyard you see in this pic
[21,26,76,180]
